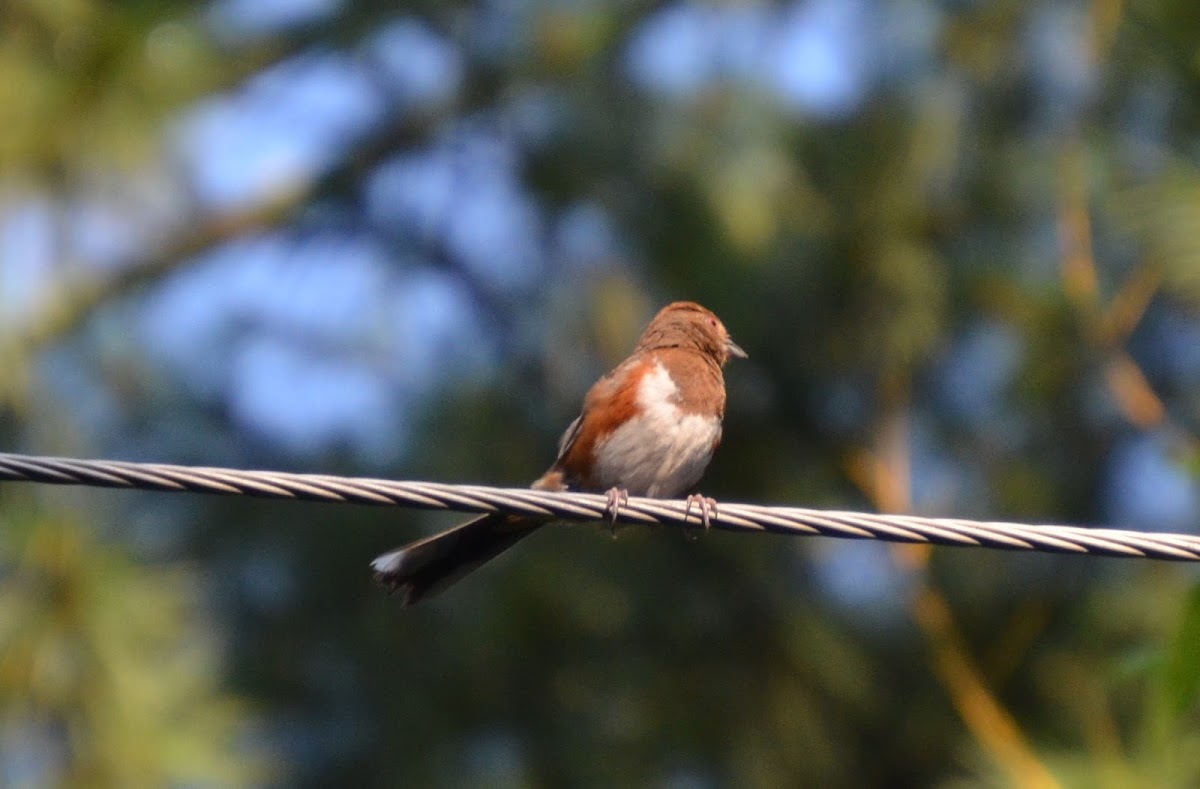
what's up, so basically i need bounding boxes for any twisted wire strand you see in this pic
[1,451,1199,561]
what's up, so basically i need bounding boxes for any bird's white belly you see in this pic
[590,362,720,497]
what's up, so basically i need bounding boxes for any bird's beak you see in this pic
[726,338,748,359]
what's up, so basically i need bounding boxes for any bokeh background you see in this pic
[4,0,1200,786]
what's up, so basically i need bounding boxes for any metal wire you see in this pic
[1,451,1198,561]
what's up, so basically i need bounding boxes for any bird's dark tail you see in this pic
[371,513,541,606]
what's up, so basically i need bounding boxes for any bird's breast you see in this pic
[590,361,721,497]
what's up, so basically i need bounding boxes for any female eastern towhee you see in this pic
[372,301,746,606]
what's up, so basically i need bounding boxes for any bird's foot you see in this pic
[604,487,630,536]
[683,494,718,535]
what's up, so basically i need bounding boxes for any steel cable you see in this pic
[1,451,1197,561]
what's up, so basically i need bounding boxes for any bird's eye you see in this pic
[709,317,718,328]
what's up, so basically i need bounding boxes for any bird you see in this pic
[371,301,747,606]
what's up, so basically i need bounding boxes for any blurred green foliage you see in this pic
[0,494,266,786]
[3,0,1200,786]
